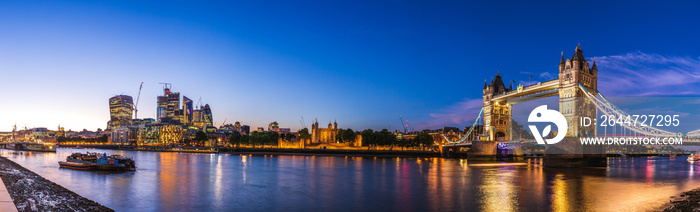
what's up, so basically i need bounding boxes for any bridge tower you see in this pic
[483,73,513,141]
[482,45,598,141]
[558,45,598,137]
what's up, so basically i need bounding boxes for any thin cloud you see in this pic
[414,98,483,130]
[539,72,556,80]
[595,52,700,96]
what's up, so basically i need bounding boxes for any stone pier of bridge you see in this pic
[440,140,498,160]
[441,139,607,167]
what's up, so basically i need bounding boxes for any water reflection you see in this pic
[550,174,569,212]
[1,149,700,211]
[479,167,517,212]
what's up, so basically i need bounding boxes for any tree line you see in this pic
[225,128,436,151]
[228,130,296,148]
[360,129,434,151]
[287,127,358,144]
[298,128,436,150]
[57,135,109,144]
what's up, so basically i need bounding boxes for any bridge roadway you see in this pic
[491,79,559,103]
[442,137,700,154]
[441,137,696,167]
[444,137,700,147]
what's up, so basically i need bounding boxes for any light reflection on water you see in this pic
[1,149,699,211]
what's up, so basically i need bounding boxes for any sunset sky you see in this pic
[1,0,700,132]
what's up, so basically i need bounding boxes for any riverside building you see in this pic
[107,84,216,146]
[310,120,338,144]
[107,95,134,130]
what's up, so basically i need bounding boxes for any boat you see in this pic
[22,143,57,152]
[63,152,136,171]
[58,161,96,170]
[3,142,56,152]
[95,153,136,171]
[688,154,700,162]
[4,143,16,150]
[67,152,98,163]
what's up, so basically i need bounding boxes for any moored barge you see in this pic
[58,161,96,170]
[60,152,136,171]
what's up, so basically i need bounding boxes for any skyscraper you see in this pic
[167,91,181,123]
[202,104,213,127]
[156,95,167,122]
[268,121,279,132]
[234,122,242,132]
[157,87,182,124]
[241,125,250,135]
[108,95,134,130]
[192,107,204,129]
[183,96,193,125]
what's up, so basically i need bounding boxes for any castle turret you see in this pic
[508,81,512,91]
[591,57,598,74]
[489,73,509,95]
[572,46,582,70]
[559,51,566,72]
[570,44,590,73]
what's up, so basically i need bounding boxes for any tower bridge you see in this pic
[483,45,597,142]
[443,45,699,166]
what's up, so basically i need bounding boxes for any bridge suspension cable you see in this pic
[577,83,677,137]
[444,108,483,144]
[687,129,700,137]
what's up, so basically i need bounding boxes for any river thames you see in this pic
[1,148,699,211]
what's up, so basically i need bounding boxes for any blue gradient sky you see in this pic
[1,0,700,132]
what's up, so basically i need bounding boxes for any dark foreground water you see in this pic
[2,148,700,211]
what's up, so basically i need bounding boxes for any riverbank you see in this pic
[0,156,113,211]
[663,187,700,211]
[57,144,442,157]
[222,147,441,158]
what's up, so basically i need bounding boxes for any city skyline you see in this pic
[2,1,700,132]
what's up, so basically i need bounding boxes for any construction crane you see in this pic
[196,97,203,109]
[300,116,307,129]
[221,118,227,127]
[134,82,143,119]
[406,119,414,132]
[398,115,415,134]
[399,115,408,133]
[158,82,172,90]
